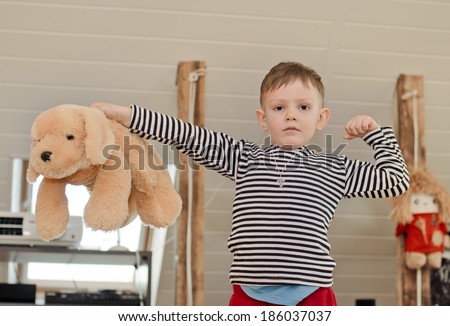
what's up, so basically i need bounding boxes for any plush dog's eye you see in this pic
[66,134,75,140]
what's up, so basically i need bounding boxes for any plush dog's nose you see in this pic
[41,151,52,162]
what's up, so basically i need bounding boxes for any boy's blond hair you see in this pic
[260,61,325,107]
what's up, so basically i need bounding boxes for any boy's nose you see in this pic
[285,107,297,120]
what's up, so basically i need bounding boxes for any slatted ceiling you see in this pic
[0,135,31,158]
[330,216,395,236]
[204,272,232,292]
[426,108,450,130]
[204,254,232,275]
[326,101,395,126]
[0,160,11,182]
[427,132,450,153]
[336,198,392,216]
[426,152,450,178]
[0,110,36,134]
[340,21,450,56]
[333,256,396,275]
[203,97,259,120]
[203,189,234,211]
[7,0,337,20]
[328,77,396,104]
[202,233,231,253]
[207,72,261,98]
[204,217,232,234]
[0,85,112,110]
[0,31,331,74]
[139,0,337,19]
[434,176,450,192]
[344,0,450,28]
[204,211,232,230]
[427,83,450,104]
[330,236,396,256]
[1,60,177,93]
[335,51,450,81]
[209,48,330,71]
[333,274,397,293]
[0,4,333,47]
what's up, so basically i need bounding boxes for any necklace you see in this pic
[274,151,298,188]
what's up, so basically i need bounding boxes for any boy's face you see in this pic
[256,79,330,149]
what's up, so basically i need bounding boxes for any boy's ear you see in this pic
[316,107,331,130]
[256,108,268,131]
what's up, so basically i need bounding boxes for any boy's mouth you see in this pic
[284,126,299,131]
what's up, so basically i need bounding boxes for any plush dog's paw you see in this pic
[37,224,66,242]
[135,190,181,228]
[83,199,132,231]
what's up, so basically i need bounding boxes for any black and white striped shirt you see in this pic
[130,105,410,287]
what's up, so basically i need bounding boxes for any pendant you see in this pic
[277,177,285,188]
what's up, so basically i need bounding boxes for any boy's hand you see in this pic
[344,115,380,140]
[90,102,132,127]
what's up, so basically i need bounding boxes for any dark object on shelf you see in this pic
[355,298,376,306]
[45,290,141,306]
[0,283,36,303]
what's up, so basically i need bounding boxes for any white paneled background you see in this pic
[1,0,450,306]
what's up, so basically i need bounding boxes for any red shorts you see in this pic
[229,284,337,306]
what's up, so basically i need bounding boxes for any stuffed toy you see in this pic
[27,104,182,241]
[391,168,450,269]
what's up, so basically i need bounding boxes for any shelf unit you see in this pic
[0,244,151,305]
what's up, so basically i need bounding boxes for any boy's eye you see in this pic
[273,106,284,111]
[298,105,310,110]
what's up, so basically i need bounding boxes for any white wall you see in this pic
[1,0,449,306]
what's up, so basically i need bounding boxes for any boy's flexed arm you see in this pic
[91,102,243,180]
[342,115,410,198]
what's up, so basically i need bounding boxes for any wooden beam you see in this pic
[395,74,430,306]
[395,74,426,168]
[175,60,206,306]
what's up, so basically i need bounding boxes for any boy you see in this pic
[91,61,409,305]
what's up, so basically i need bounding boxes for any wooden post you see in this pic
[175,61,206,306]
[395,74,426,169]
[395,74,430,306]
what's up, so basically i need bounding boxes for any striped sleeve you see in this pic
[129,104,243,180]
[344,126,410,198]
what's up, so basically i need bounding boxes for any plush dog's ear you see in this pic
[81,108,115,165]
[26,164,40,183]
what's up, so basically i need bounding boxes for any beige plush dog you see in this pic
[27,104,182,241]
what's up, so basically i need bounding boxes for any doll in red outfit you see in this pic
[391,168,450,270]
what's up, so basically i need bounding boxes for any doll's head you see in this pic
[391,168,450,224]
[409,193,439,215]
